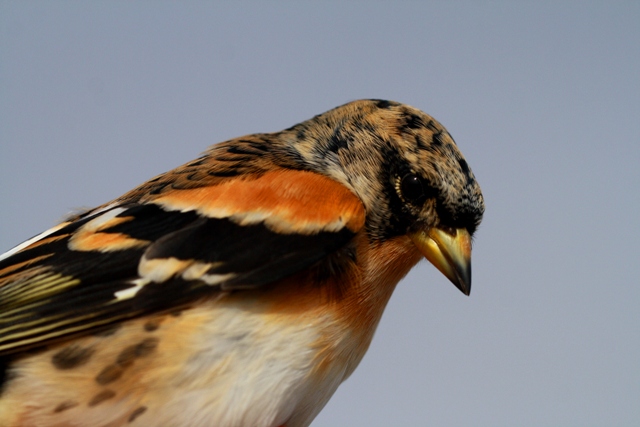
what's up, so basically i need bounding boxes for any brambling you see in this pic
[0,99,484,427]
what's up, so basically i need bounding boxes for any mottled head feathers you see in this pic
[280,99,485,241]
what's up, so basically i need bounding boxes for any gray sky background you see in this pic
[1,2,639,426]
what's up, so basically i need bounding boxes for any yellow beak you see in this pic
[410,227,472,295]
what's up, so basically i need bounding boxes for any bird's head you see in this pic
[285,99,485,295]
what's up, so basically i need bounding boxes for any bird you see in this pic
[0,99,484,427]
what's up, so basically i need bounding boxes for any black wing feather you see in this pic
[0,202,357,354]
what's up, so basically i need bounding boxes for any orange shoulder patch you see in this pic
[68,208,149,252]
[147,170,365,235]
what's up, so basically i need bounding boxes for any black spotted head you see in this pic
[284,99,484,294]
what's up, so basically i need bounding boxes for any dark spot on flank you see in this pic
[95,364,124,385]
[52,345,95,370]
[88,389,116,407]
[116,346,137,367]
[116,338,159,367]
[144,318,163,332]
[54,400,78,413]
[134,338,159,358]
[128,406,148,423]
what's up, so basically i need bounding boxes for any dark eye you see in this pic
[400,173,424,203]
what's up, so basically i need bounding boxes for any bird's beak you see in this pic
[410,227,472,295]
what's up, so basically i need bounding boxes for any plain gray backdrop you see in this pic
[1,2,638,426]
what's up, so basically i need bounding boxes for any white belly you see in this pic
[1,293,366,427]
[144,300,350,427]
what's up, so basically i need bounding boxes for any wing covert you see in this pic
[0,170,365,354]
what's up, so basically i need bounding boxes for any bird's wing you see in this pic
[0,169,365,355]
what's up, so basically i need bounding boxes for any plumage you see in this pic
[0,99,484,426]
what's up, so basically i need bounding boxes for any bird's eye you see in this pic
[400,173,424,203]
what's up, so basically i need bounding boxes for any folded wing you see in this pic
[0,170,365,354]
